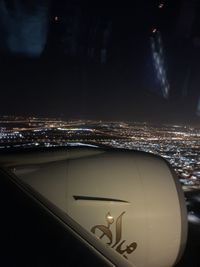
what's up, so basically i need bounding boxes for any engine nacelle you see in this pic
[13,149,187,267]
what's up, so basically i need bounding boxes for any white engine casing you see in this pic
[13,149,187,267]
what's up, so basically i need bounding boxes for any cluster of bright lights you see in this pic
[0,132,23,139]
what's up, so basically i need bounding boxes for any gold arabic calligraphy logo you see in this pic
[91,212,137,259]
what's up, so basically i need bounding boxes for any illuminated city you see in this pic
[0,116,200,191]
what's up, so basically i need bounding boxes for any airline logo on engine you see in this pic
[91,211,137,259]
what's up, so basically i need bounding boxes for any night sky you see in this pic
[0,0,200,124]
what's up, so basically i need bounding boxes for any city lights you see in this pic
[0,116,200,191]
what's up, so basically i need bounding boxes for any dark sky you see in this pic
[0,0,200,124]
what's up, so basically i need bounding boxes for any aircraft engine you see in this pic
[12,149,187,267]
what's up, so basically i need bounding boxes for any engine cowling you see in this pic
[13,149,187,267]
